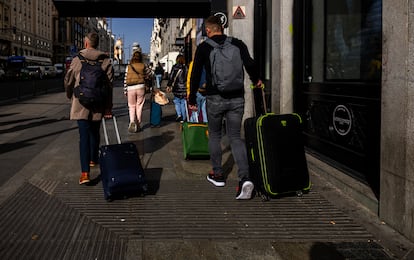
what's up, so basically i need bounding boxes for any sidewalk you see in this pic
[0,82,413,259]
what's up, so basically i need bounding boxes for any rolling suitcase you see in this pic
[181,100,210,159]
[150,100,162,127]
[99,116,148,201]
[244,86,311,200]
[150,94,162,127]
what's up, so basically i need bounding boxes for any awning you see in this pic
[25,55,52,65]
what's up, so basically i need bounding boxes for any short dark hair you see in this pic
[85,32,99,48]
[205,15,223,32]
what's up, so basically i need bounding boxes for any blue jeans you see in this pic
[155,74,162,89]
[173,96,187,121]
[206,95,249,181]
[196,92,207,122]
[77,119,101,173]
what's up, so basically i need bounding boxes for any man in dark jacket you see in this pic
[189,15,262,200]
[167,54,188,122]
[154,62,164,89]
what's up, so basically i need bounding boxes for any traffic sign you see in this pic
[233,6,246,19]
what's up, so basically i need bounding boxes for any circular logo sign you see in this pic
[332,105,352,136]
[214,12,228,28]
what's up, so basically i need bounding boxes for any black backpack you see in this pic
[74,53,109,112]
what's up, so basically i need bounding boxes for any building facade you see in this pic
[0,0,111,68]
[236,0,413,242]
[149,0,413,243]
[0,0,54,61]
[150,18,186,64]
[51,13,112,65]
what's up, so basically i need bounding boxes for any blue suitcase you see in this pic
[99,116,148,201]
[150,100,162,127]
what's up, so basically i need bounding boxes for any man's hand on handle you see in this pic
[254,79,263,88]
[104,110,113,119]
[188,104,198,112]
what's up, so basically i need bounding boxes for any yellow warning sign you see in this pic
[233,6,246,19]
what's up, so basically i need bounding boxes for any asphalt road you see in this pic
[0,79,414,259]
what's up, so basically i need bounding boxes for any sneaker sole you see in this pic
[206,176,225,187]
[79,180,90,185]
[236,181,254,200]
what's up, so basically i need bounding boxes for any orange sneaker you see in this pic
[79,172,90,185]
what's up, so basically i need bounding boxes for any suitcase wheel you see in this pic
[257,191,270,202]
[260,195,269,202]
[296,190,304,197]
[142,184,148,194]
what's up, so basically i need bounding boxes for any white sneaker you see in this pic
[236,180,254,200]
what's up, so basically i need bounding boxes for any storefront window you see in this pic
[299,0,382,192]
[311,0,382,82]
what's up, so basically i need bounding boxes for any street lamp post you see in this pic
[20,29,23,56]
[126,44,131,63]
[109,18,113,61]
[12,26,23,56]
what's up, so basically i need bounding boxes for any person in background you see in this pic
[64,32,114,185]
[188,15,262,200]
[166,54,188,123]
[186,60,207,123]
[154,62,164,90]
[124,51,153,133]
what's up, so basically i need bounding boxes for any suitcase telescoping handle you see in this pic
[102,116,121,145]
[185,99,199,123]
[252,83,266,116]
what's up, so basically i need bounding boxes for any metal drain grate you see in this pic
[55,179,374,241]
[0,179,393,259]
[29,179,59,195]
[0,182,126,259]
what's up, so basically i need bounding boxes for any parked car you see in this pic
[54,63,65,77]
[44,65,57,78]
[0,68,5,81]
[26,65,45,79]
[18,68,30,80]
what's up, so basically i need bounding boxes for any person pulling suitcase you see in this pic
[188,15,263,200]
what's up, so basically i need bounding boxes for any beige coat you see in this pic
[64,48,114,121]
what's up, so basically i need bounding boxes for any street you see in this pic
[0,79,413,259]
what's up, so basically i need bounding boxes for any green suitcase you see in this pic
[181,121,210,160]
